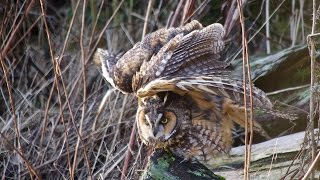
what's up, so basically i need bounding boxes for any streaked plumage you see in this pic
[95,20,292,168]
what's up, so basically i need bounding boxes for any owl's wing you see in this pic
[96,20,203,93]
[133,23,229,92]
[136,76,272,108]
[161,23,227,77]
[94,49,122,90]
[135,75,273,138]
[136,75,299,139]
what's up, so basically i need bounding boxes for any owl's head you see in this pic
[137,93,190,145]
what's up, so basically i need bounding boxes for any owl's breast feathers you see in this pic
[148,93,233,164]
[165,98,234,164]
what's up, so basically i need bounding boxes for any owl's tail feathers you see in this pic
[223,99,299,139]
[223,100,271,139]
[253,107,299,121]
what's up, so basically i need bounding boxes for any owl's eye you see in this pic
[160,118,168,124]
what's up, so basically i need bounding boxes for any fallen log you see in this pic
[213,130,319,179]
[231,45,310,81]
[141,130,319,179]
[142,150,224,180]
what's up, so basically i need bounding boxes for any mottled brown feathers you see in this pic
[96,20,282,167]
[102,20,203,93]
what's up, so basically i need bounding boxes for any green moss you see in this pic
[157,156,174,170]
[188,169,225,180]
[293,67,310,84]
[142,150,224,180]
[146,154,180,180]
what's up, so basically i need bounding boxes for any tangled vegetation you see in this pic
[0,0,319,179]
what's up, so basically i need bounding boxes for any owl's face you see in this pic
[136,93,190,145]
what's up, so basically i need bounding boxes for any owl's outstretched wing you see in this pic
[135,75,298,138]
[135,75,273,138]
[96,20,203,93]
[135,76,272,108]
[133,23,229,93]
[94,49,122,89]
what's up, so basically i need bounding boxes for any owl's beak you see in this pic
[152,126,159,137]
[150,124,165,141]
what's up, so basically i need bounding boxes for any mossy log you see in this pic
[141,130,319,179]
[231,45,310,81]
[141,149,224,180]
[213,129,320,179]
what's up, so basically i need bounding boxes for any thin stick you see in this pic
[142,0,154,39]
[0,133,41,179]
[299,0,305,43]
[302,150,320,180]
[180,0,191,25]
[237,0,254,179]
[290,0,296,46]
[38,0,73,178]
[120,1,154,179]
[39,0,81,150]
[56,0,81,64]
[229,0,286,63]
[85,0,124,64]
[169,0,184,27]
[266,84,310,96]
[88,0,105,48]
[183,0,210,24]
[71,0,92,179]
[306,0,318,178]
[120,124,137,180]
[265,0,271,54]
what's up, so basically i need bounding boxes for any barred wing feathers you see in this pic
[109,20,203,93]
[133,23,230,93]
[162,23,228,77]
[136,76,272,109]
[94,49,122,91]
[136,75,274,139]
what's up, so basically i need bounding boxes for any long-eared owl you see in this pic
[95,20,283,167]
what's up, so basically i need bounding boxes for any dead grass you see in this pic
[0,0,317,179]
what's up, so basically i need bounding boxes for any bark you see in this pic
[142,130,319,179]
[142,150,224,180]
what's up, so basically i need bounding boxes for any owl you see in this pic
[95,20,285,167]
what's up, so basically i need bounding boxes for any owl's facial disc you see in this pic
[137,94,182,144]
[138,107,177,143]
[147,111,177,142]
